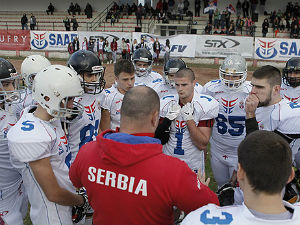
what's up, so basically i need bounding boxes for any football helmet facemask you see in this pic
[219,55,247,89]
[283,57,300,88]
[32,65,84,123]
[163,58,187,88]
[0,58,25,105]
[132,48,153,77]
[21,55,51,90]
[67,50,106,94]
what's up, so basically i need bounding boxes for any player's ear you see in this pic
[151,110,159,130]
[237,163,245,182]
[273,84,281,95]
[287,168,295,184]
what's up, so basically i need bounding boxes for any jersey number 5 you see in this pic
[79,120,99,149]
[216,114,245,136]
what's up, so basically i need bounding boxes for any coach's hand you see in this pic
[165,101,181,121]
[181,102,194,121]
[245,93,259,119]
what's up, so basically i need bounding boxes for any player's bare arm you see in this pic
[29,157,84,207]
[100,108,111,132]
[186,122,212,150]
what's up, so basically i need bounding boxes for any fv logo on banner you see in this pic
[31,32,48,49]
[256,39,277,59]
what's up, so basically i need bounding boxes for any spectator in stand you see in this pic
[106,9,112,22]
[98,37,105,62]
[21,13,28,30]
[273,17,280,36]
[71,15,78,31]
[68,42,74,54]
[220,10,226,30]
[84,3,93,18]
[132,39,138,54]
[30,14,36,30]
[236,15,244,34]
[156,0,163,12]
[74,3,81,15]
[285,12,291,31]
[204,23,212,34]
[72,37,80,52]
[269,10,276,25]
[131,3,138,14]
[68,2,75,15]
[168,0,175,13]
[162,0,168,14]
[279,16,286,31]
[183,0,190,14]
[242,0,249,18]
[260,0,266,15]
[225,8,231,30]
[157,10,166,23]
[294,2,300,18]
[153,38,161,66]
[136,6,143,27]
[227,21,235,35]
[111,38,118,63]
[178,0,184,20]
[104,39,112,64]
[46,3,54,15]
[262,18,269,37]
[203,0,209,10]
[245,16,252,35]
[250,0,258,16]
[82,37,88,50]
[236,0,242,17]
[207,2,215,25]
[63,16,71,31]
[164,39,170,64]
[213,8,220,29]
[195,0,201,17]
[291,24,299,38]
[144,3,150,18]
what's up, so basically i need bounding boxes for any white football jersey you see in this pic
[135,71,163,88]
[202,80,252,156]
[182,202,300,225]
[8,106,74,225]
[0,108,23,205]
[256,98,300,159]
[281,82,300,103]
[102,84,124,130]
[154,81,203,99]
[11,88,36,119]
[161,91,219,172]
[68,93,102,162]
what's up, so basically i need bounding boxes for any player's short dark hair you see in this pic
[121,86,160,120]
[252,65,281,87]
[114,59,135,77]
[238,130,292,194]
[175,68,195,82]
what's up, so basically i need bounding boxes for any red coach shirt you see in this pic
[69,130,219,225]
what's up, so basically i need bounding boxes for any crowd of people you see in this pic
[68,36,170,66]
[0,45,300,224]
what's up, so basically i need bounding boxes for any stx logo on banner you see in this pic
[256,39,277,59]
[204,38,240,48]
[31,32,48,49]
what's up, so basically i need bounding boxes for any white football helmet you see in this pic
[21,55,51,89]
[219,55,247,89]
[32,65,84,123]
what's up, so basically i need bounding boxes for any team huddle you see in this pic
[0,48,299,225]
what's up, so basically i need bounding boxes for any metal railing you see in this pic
[87,2,114,31]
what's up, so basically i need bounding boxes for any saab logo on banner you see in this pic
[255,38,300,61]
[255,39,277,59]
[30,31,77,50]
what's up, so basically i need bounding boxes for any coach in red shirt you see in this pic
[69,86,219,225]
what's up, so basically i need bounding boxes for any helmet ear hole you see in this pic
[44,96,50,102]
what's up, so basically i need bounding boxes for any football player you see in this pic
[201,55,252,187]
[182,130,300,225]
[156,68,219,173]
[67,50,105,163]
[0,58,27,225]
[101,59,135,131]
[132,48,162,88]
[281,57,300,170]
[7,65,89,225]
[12,55,51,119]
[154,58,203,98]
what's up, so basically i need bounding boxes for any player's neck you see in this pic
[269,95,282,106]
[180,94,194,105]
[34,105,54,121]
[117,86,126,95]
[244,189,287,214]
